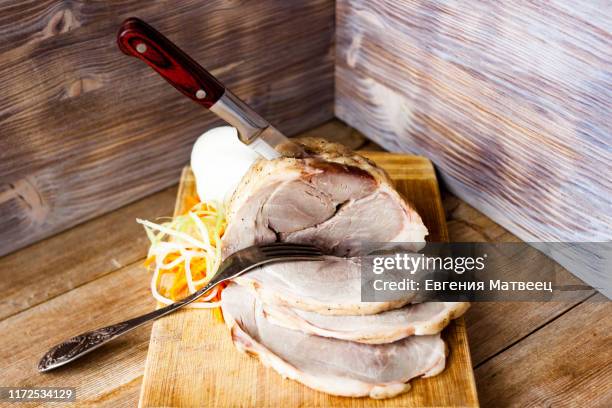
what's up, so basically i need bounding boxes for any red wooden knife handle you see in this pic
[117,17,224,108]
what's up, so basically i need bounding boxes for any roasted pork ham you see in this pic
[221,137,428,257]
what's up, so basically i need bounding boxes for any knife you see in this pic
[117,17,293,159]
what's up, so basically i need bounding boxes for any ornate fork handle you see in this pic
[38,280,217,372]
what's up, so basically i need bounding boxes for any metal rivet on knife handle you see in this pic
[117,17,226,108]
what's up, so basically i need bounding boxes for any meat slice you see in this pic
[222,284,446,399]
[263,301,470,344]
[222,137,428,257]
[234,257,415,315]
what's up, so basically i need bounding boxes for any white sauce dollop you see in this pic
[190,126,259,203]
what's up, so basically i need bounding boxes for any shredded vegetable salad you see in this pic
[138,200,227,320]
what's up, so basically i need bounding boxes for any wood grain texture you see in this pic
[0,262,154,407]
[335,0,612,297]
[139,161,478,407]
[442,194,597,366]
[0,0,334,256]
[0,186,176,321]
[444,188,608,406]
[476,293,612,407]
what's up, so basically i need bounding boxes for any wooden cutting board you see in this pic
[139,153,479,407]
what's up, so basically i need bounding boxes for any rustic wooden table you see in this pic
[1,121,609,407]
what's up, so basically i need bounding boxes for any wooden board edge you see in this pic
[173,167,195,217]
[368,152,477,406]
[452,318,479,407]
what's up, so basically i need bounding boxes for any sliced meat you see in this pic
[222,284,446,399]
[234,257,415,315]
[222,137,428,257]
[263,301,470,344]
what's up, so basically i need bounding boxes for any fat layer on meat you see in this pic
[262,300,470,344]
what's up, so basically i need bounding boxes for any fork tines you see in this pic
[260,242,323,258]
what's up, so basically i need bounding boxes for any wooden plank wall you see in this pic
[335,0,611,296]
[0,0,334,256]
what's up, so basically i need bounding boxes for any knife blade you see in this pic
[117,17,292,159]
[208,89,287,159]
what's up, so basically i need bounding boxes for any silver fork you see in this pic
[38,242,323,372]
